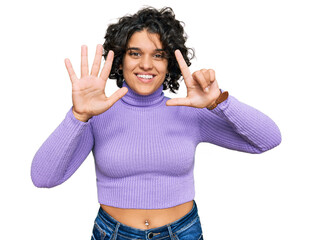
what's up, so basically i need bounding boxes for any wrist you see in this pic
[206,90,229,110]
[72,109,91,122]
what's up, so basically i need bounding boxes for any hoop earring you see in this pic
[165,73,171,82]
[116,69,123,76]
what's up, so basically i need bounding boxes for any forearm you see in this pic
[210,94,281,153]
[31,106,94,187]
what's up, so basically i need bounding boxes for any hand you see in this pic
[65,45,128,121]
[166,50,221,108]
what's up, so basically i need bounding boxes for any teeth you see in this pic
[137,74,153,79]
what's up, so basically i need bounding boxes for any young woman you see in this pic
[31,6,281,240]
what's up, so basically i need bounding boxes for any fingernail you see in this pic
[204,87,209,92]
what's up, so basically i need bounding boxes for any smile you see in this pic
[136,74,155,83]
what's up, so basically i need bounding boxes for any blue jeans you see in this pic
[91,200,204,240]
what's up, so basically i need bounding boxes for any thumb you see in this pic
[106,87,128,108]
[166,98,190,106]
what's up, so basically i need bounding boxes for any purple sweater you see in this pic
[31,81,281,209]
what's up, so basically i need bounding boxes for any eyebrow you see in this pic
[126,47,165,52]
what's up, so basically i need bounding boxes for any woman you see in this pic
[31,6,281,240]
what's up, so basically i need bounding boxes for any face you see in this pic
[121,29,168,95]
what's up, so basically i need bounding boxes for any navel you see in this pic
[145,219,150,227]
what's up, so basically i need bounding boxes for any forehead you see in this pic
[127,29,163,50]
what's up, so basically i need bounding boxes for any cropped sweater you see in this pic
[31,80,281,209]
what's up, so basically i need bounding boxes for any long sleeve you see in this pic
[31,106,95,188]
[195,92,281,153]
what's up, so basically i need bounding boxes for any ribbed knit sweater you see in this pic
[31,80,281,209]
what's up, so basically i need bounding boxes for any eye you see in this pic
[129,51,140,57]
[154,53,166,59]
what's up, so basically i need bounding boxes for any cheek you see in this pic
[123,58,138,70]
[156,62,168,73]
[122,59,135,74]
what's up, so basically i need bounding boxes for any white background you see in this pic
[1,0,311,239]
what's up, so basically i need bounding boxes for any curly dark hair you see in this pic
[102,6,195,94]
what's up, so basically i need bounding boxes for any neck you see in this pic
[121,81,165,107]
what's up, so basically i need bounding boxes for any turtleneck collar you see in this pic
[120,81,165,108]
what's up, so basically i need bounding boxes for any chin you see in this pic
[135,88,154,95]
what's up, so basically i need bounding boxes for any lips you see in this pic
[135,73,155,83]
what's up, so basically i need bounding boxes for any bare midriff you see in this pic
[100,200,194,230]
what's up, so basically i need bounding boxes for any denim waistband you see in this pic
[96,200,198,239]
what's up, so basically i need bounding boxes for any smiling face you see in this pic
[121,29,168,95]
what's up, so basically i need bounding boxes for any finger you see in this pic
[90,44,103,77]
[81,45,89,78]
[106,87,128,109]
[201,69,210,83]
[99,50,114,81]
[64,58,78,84]
[175,50,192,85]
[166,97,192,107]
[207,69,215,82]
[193,70,209,92]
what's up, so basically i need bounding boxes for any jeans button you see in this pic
[148,232,154,239]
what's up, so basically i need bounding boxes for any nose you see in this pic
[139,55,153,70]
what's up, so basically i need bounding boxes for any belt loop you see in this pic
[167,224,176,240]
[111,222,120,240]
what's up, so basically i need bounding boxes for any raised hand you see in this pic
[65,45,128,122]
[166,50,221,108]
